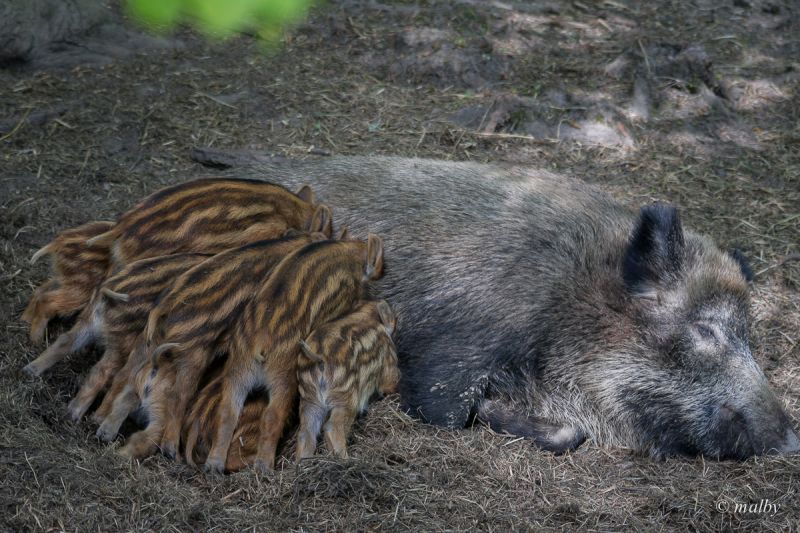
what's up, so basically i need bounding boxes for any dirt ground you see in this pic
[1,0,799,530]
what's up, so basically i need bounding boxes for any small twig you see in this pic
[753,253,800,279]
[638,39,651,77]
[24,452,40,489]
[196,92,238,110]
[0,108,31,142]
[466,131,558,144]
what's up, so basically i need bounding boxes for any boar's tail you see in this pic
[144,306,164,346]
[100,287,130,302]
[29,243,53,264]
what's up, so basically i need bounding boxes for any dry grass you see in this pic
[1,0,798,530]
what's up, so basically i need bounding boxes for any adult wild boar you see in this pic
[239,156,800,459]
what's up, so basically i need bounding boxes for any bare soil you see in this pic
[1,0,798,530]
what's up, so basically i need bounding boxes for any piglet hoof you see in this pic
[118,444,135,459]
[29,325,47,346]
[253,458,274,474]
[204,457,226,475]
[21,363,43,378]
[160,441,179,461]
[96,423,119,443]
[120,432,157,460]
[66,399,88,422]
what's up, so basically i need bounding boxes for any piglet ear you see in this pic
[365,234,384,281]
[375,299,396,335]
[336,225,350,241]
[623,203,685,292]
[307,204,333,237]
[296,185,315,204]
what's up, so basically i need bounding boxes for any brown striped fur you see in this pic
[180,300,398,471]
[181,373,267,472]
[22,220,115,344]
[88,179,330,269]
[113,232,327,459]
[22,252,210,411]
[296,299,400,460]
[79,253,213,422]
[200,235,384,473]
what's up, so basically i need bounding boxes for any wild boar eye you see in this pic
[694,323,717,342]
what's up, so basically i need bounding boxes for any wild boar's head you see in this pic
[596,203,799,459]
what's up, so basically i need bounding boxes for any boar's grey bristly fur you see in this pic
[238,156,800,459]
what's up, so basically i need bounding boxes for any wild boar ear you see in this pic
[296,185,315,204]
[365,234,384,280]
[308,204,333,237]
[299,340,324,364]
[623,203,685,292]
[375,300,396,334]
[336,225,350,241]
[730,248,754,282]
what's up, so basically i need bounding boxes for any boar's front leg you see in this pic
[476,399,586,453]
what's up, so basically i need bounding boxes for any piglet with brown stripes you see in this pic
[181,299,398,470]
[22,221,115,346]
[181,373,267,472]
[22,251,210,409]
[201,234,385,473]
[88,178,330,269]
[107,230,330,458]
[295,299,400,460]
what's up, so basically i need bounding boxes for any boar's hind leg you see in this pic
[95,382,140,442]
[159,355,210,461]
[323,406,357,459]
[254,375,298,472]
[22,279,59,344]
[477,399,585,454]
[22,314,95,377]
[295,401,327,461]
[204,375,251,474]
[68,342,127,421]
